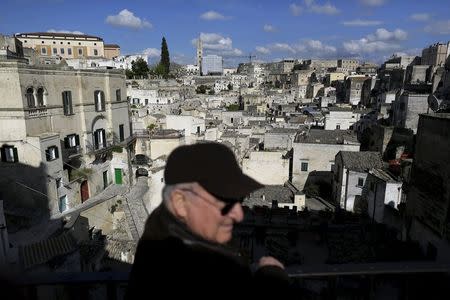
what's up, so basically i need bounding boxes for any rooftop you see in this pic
[15,32,103,41]
[339,151,384,172]
[370,168,399,182]
[295,129,358,145]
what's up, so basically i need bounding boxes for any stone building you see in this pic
[0,56,131,215]
[391,91,430,133]
[407,113,450,262]
[333,151,384,211]
[15,32,105,59]
[292,129,359,190]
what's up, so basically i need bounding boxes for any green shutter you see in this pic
[13,147,18,162]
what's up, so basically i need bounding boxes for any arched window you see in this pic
[94,90,105,112]
[26,87,35,108]
[37,87,46,107]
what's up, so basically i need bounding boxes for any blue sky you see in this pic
[1,0,450,66]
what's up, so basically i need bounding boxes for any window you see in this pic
[60,48,65,54]
[56,178,63,189]
[94,129,106,149]
[1,145,18,163]
[37,87,45,106]
[53,48,57,55]
[336,125,341,130]
[94,90,105,112]
[93,49,98,56]
[115,89,121,101]
[68,48,72,55]
[357,177,364,187]
[62,91,73,115]
[78,48,83,55]
[59,195,68,212]
[46,146,59,161]
[145,99,148,105]
[64,134,80,148]
[41,47,47,55]
[53,41,56,44]
[26,87,35,108]
[119,124,124,142]
[301,162,308,172]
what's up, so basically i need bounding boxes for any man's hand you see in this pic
[257,256,285,269]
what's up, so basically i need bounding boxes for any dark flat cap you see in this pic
[164,142,263,202]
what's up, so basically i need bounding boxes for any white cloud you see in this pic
[106,9,152,29]
[289,3,303,16]
[263,24,277,32]
[257,39,336,58]
[342,28,407,55]
[304,39,337,53]
[424,20,450,35]
[47,29,84,35]
[142,48,160,58]
[367,28,407,41]
[410,13,431,22]
[200,11,228,21]
[309,2,340,15]
[272,43,297,53]
[256,46,271,55]
[343,39,400,54]
[193,33,242,56]
[342,19,383,26]
[359,0,386,6]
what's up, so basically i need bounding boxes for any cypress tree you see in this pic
[160,37,170,77]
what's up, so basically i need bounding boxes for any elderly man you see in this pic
[126,143,291,298]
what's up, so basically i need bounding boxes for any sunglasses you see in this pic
[179,188,244,216]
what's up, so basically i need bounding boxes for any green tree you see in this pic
[131,58,149,79]
[160,37,170,77]
[196,85,207,94]
[227,83,233,90]
[125,69,134,79]
[208,89,215,95]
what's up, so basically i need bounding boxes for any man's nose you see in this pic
[228,202,244,222]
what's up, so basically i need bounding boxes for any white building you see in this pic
[0,57,131,215]
[292,130,360,190]
[333,151,384,212]
[114,54,149,70]
[243,151,290,185]
[202,55,223,75]
[165,115,206,138]
[324,107,359,130]
[364,169,403,223]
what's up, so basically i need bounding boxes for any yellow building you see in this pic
[15,32,105,59]
[104,44,121,59]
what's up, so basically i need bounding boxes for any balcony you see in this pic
[86,140,115,155]
[26,107,48,118]
[63,145,82,160]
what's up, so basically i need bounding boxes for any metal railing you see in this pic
[12,263,450,300]
[26,107,48,118]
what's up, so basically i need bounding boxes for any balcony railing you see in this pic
[85,140,114,154]
[13,264,450,300]
[26,107,48,118]
[63,145,82,160]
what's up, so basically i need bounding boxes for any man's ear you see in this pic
[171,190,188,220]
